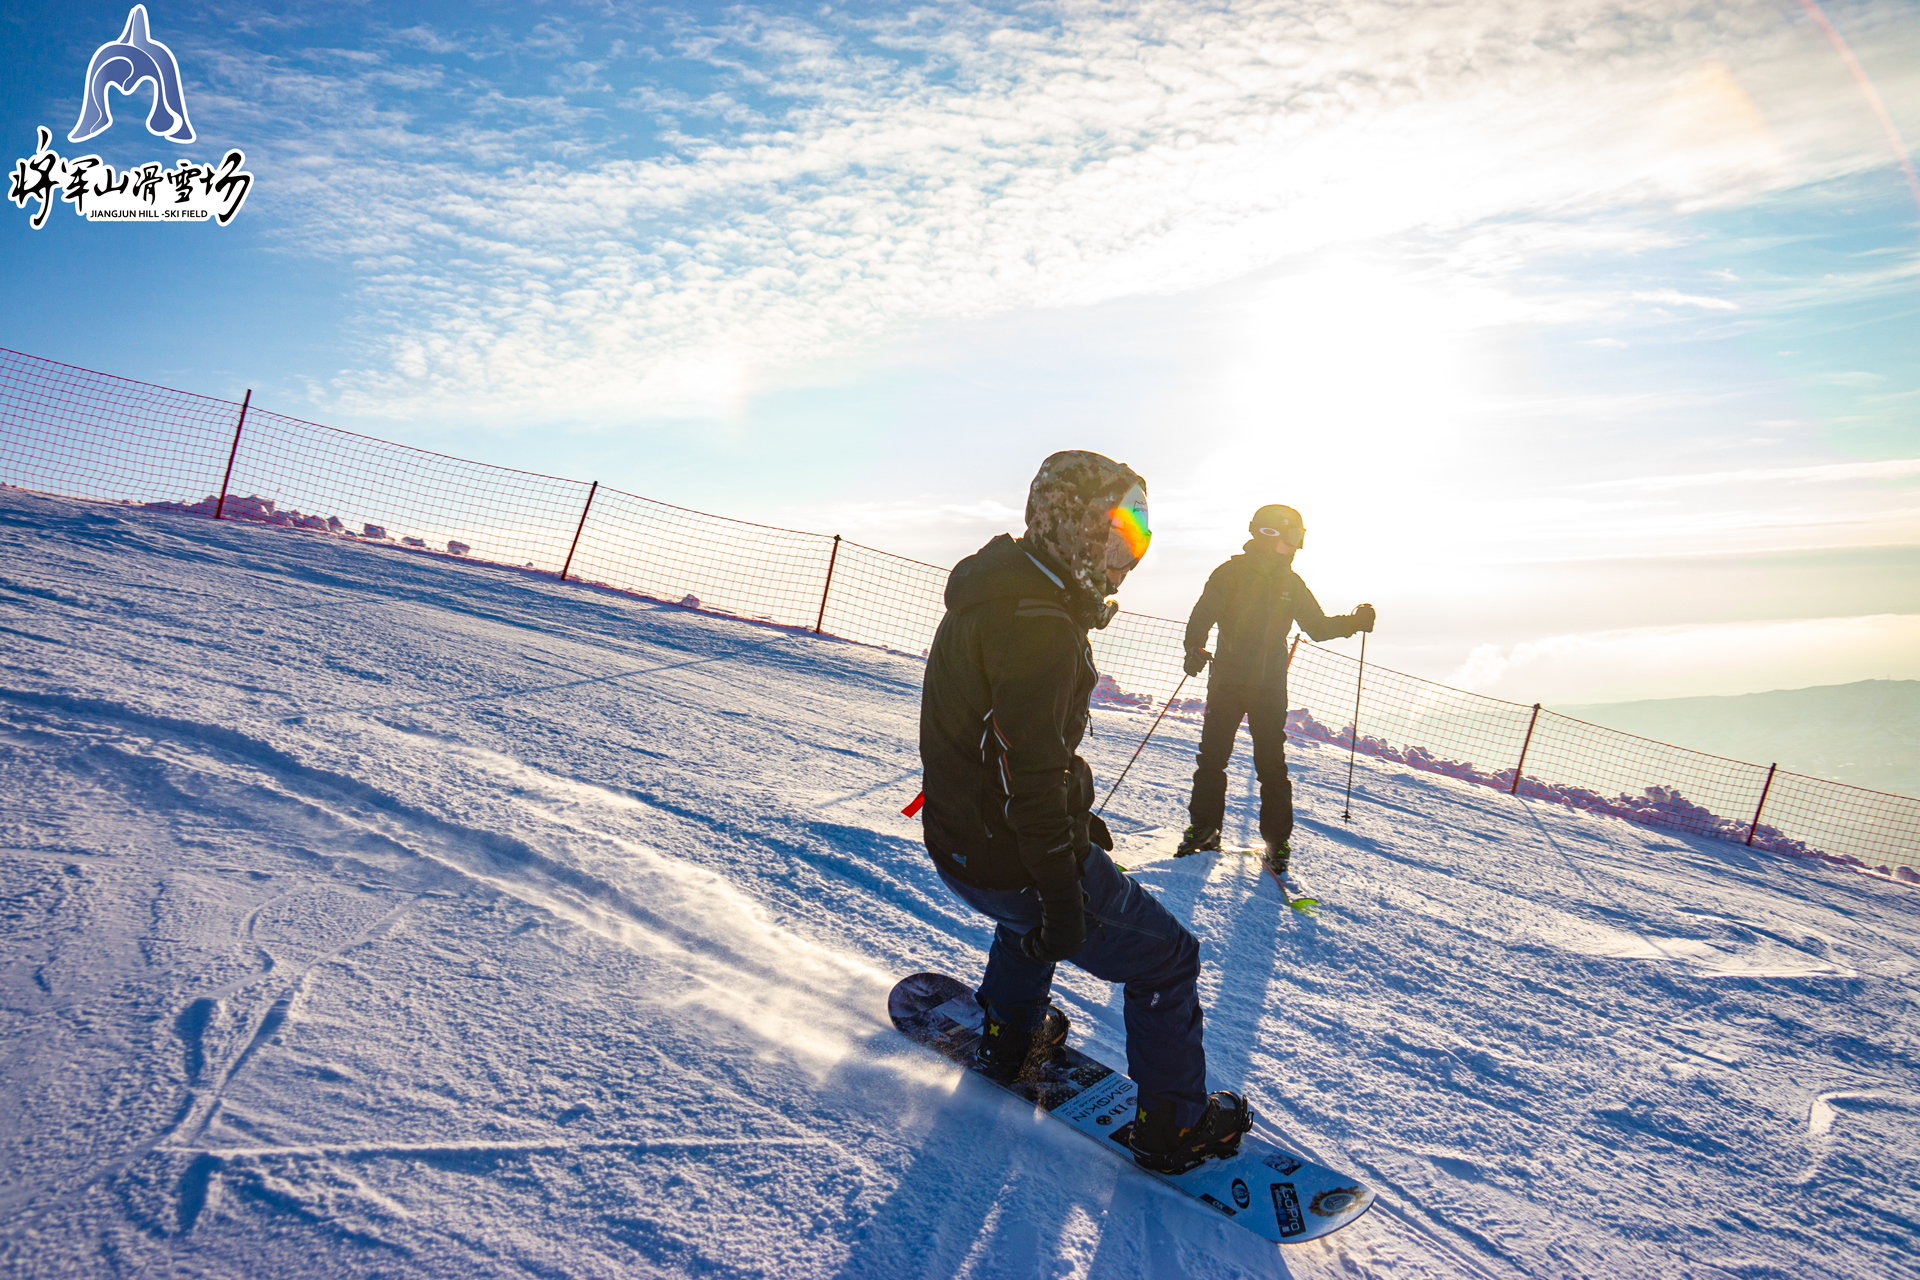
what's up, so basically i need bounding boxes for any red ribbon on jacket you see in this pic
[901,791,925,818]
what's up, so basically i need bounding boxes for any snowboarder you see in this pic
[916,450,1252,1175]
[1177,505,1376,874]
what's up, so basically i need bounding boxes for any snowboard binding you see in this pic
[973,1002,1071,1084]
[1128,1090,1254,1175]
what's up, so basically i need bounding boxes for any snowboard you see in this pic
[888,972,1375,1245]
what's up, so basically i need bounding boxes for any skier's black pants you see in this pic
[1189,681,1293,845]
[935,846,1208,1130]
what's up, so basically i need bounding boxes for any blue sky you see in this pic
[3,0,1917,703]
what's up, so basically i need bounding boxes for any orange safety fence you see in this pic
[2,345,1914,885]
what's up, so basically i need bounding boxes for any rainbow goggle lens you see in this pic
[1109,486,1152,568]
[1257,523,1304,549]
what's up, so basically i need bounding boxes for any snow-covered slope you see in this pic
[3,486,1916,1280]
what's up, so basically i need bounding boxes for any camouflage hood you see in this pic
[1022,450,1147,629]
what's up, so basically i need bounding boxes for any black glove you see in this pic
[1183,648,1211,677]
[1021,891,1087,963]
[1353,603,1376,634]
[1066,758,1111,865]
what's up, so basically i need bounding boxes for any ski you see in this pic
[889,973,1376,1246]
[1212,846,1319,912]
[1275,870,1320,914]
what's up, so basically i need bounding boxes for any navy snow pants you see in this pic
[935,845,1208,1128]
[1189,681,1293,846]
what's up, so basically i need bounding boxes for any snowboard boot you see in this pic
[1174,826,1221,858]
[973,1003,1070,1084]
[1128,1090,1254,1175]
[1263,839,1291,877]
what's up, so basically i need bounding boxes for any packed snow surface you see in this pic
[2,487,1917,1279]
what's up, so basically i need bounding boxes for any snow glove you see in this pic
[1353,603,1376,633]
[1183,647,1211,677]
[1021,885,1089,962]
[1024,758,1105,962]
[1061,755,1112,863]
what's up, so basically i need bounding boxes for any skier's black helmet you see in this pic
[1249,504,1304,549]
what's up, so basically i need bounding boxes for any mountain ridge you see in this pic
[1551,679,1920,798]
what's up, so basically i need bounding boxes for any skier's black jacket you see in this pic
[1184,542,1365,691]
[919,534,1099,896]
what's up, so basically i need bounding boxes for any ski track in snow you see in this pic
[1,487,1917,1279]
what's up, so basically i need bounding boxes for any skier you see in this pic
[1176,505,1376,874]
[917,450,1252,1175]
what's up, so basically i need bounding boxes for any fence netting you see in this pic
[3,345,1915,883]
[225,405,591,570]
[570,489,833,630]
[0,347,239,505]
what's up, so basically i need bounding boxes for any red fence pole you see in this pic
[1510,702,1541,795]
[1746,763,1778,846]
[559,481,597,581]
[814,534,842,634]
[212,389,251,521]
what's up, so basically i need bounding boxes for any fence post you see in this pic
[1287,633,1301,668]
[1510,702,1541,795]
[1746,763,1778,846]
[559,481,598,581]
[212,389,251,521]
[814,535,842,634]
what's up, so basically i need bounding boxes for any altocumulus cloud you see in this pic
[200,0,1919,424]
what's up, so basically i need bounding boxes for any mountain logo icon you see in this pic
[69,6,196,145]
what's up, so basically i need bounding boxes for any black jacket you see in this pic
[1184,543,1363,691]
[919,534,1098,895]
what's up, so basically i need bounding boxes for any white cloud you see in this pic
[1585,457,1920,491]
[1630,288,1741,311]
[785,496,1022,534]
[196,1,1920,425]
[1445,614,1920,703]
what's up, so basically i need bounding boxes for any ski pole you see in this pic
[1097,673,1191,816]
[1342,631,1367,822]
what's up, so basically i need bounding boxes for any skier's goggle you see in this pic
[1257,524,1305,549]
[1108,486,1152,570]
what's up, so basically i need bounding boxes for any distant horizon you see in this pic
[1549,675,1920,799]
[1552,673,1919,710]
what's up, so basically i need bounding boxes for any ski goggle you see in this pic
[1257,523,1305,549]
[1108,485,1152,571]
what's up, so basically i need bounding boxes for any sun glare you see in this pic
[1193,260,1481,570]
